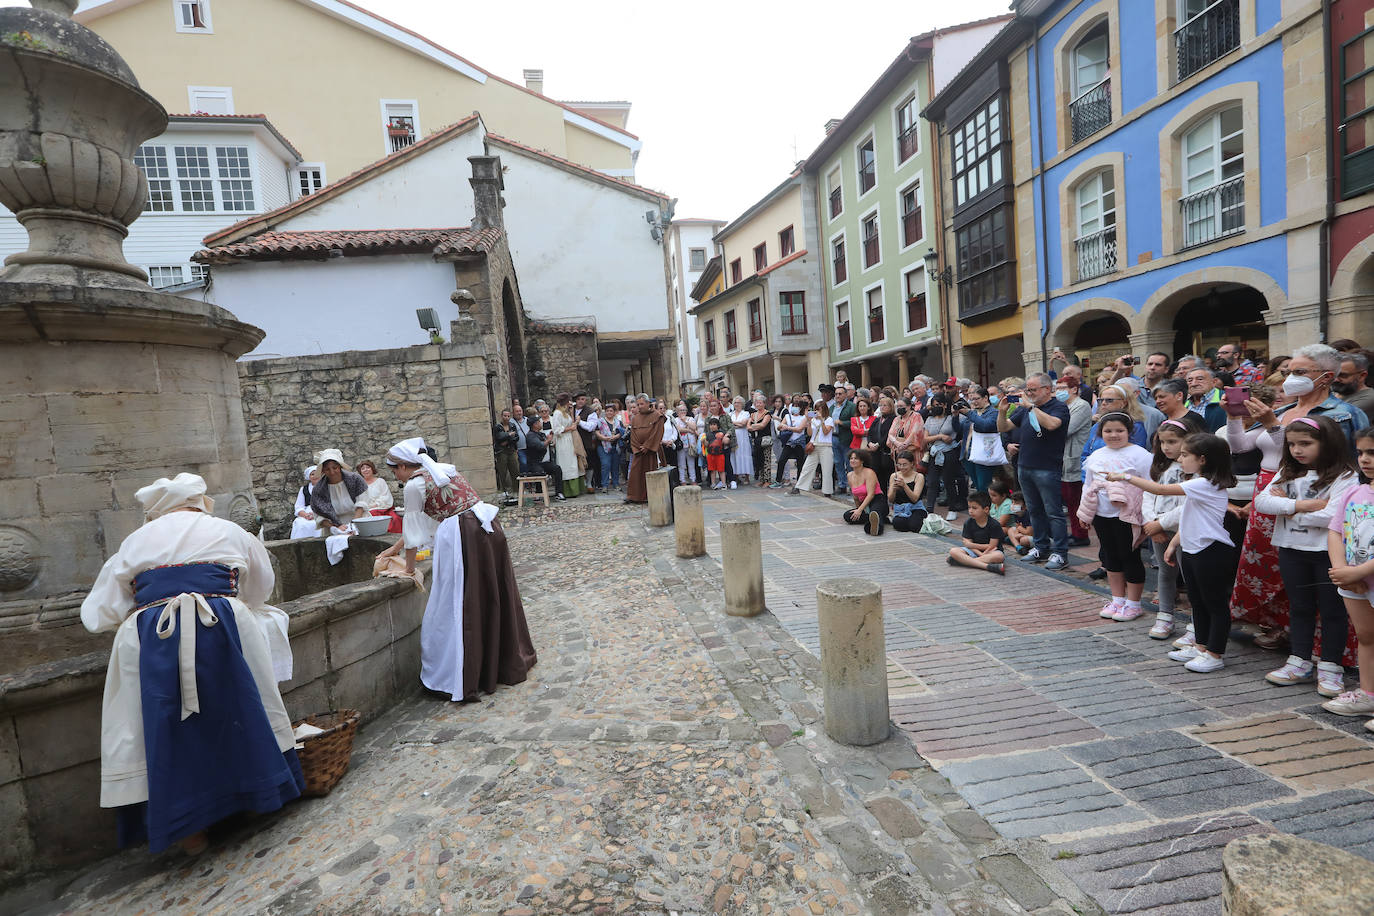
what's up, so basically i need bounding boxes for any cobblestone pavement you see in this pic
[695,486,1374,915]
[11,492,1099,916]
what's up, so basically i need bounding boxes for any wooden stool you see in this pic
[516,475,550,508]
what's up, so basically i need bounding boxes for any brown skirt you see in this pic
[457,512,537,698]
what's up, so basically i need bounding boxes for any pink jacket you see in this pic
[1077,476,1145,526]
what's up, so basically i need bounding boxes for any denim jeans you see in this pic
[600,444,620,488]
[1018,466,1068,556]
[833,443,850,491]
[965,460,998,495]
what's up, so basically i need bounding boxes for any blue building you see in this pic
[928,0,1327,379]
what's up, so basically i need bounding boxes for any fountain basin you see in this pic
[0,534,428,883]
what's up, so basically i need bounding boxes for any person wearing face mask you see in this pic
[887,397,925,466]
[962,386,1005,495]
[921,395,967,515]
[866,396,899,483]
[1267,345,1369,450]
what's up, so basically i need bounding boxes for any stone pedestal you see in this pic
[720,516,764,617]
[674,485,705,558]
[646,467,672,527]
[1223,834,1374,915]
[817,577,889,746]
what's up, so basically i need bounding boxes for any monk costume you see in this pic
[625,400,667,504]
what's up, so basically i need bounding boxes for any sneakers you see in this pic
[1185,652,1225,673]
[1265,656,1314,686]
[1173,626,1197,650]
[768,482,784,489]
[986,561,1005,576]
[1149,615,1174,640]
[1100,599,1122,619]
[1253,628,1289,652]
[1321,688,1374,716]
[1045,553,1068,571]
[1168,645,1200,662]
[1112,603,1144,622]
[1021,548,1044,563]
[867,509,882,536]
[945,510,958,521]
[729,481,737,490]
[1317,662,1346,698]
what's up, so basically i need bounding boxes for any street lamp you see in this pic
[923,247,953,288]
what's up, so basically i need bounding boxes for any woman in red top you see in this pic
[850,396,876,457]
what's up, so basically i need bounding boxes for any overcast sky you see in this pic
[45,0,1016,222]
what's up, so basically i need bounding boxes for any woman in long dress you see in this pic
[551,394,585,498]
[310,448,369,530]
[289,465,320,539]
[82,473,299,855]
[730,396,754,487]
[376,438,537,700]
[356,459,401,533]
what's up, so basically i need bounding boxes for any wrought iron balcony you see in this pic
[1175,0,1240,82]
[1070,77,1111,144]
[1180,176,1245,249]
[1074,225,1117,282]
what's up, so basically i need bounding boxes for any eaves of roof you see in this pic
[166,113,304,163]
[687,273,764,316]
[484,133,670,204]
[922,18,1034,122]
[688,255,722,302]
[802,39,932,171]
[714,172,802,245]
[201,114,483,247]
[193,226,502,264]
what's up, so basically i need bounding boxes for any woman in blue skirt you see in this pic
[81,473,300,855]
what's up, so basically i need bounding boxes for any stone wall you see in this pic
[525,323,600,404]
[239,316,497,538]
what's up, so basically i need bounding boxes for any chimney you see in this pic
[523,68,544,95]
[824,118,842,135]
[468,155,505,231]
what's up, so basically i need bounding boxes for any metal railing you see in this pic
[863,235,879,267]
[829,186,842,217]
[1175,0,1240,82]
[1179,176,1244,249]
[1070,77,1111,144]
[1074,225,1117,282]
[898,125,919,162]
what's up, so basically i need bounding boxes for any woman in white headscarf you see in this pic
[289,465,321,539]
[376,437,537,700]
[81,473,299,856]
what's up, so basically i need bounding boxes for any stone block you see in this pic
[392,628,422,687]
[0,341,159,396]
[0,782,34,877]
[390,588,427,639]
[281,677,331,723]
[0,395,56,478]
[330,646,399,721]
[47,393,218,474]
[864,796,924,840]
[22,761,117,868]
[328,603,402,669]
[281,623,329,689]
[97,508,144,555]
[0,720,20,786]
[37,474,114,515]
[154,344,237,395]
[818,577,887,747]
[1224,833,1374,916]
[12,693,103,777]
[0,479,39,519]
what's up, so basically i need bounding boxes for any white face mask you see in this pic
[1282,373,1316,397]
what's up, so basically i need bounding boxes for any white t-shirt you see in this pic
[810,416,835,445]
[1083,444,1152,518]
[1178,477,1234,554]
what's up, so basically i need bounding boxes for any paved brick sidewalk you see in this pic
[699,487,1374,915]
[8,498,1095,916]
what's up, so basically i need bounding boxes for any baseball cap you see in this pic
[944,377,958,386]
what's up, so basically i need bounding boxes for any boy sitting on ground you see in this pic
[947,491,1007,575]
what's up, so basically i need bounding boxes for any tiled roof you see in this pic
[528,318,596,334]
[202,115,483,247]
[193,227,502,264]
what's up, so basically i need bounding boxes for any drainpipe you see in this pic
[1319,0,1334,343]
[1031,21,1053,372]
[928,52,955,377]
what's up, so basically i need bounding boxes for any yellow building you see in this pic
[690,172,827,397]
[75,0,641,192]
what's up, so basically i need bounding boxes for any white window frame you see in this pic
[1075,168,1116,239]
[134,142,258,215]
[688,247,707,271]
[862,280,886,347]
[1183,106,1243,197]
[146,265,185,288]
[826,165,844,221]
[380,99,421,155]
[834,299,853,354]
[855,131,878,200]
[188,264,208,285]
[829,227,848,290]
[859,204,882,273]
[294,162,327,199]
[187,85,233,115]
[896,173,926,254]
[903,266,930,336]
[893,90,920,167]
[1071,24,1110,100]
[173,0,213,34]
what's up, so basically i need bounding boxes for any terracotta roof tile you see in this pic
[527,318,596,334]
[193,227,502,263]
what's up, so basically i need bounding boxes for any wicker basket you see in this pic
[293,709,360,797]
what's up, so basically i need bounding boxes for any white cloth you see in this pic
[550,410,580,481]
[401,476,439,549]
[1083,444,1152,519]
[80,511,294,807]
[1142,462,1187,532]
[325,523,356,565]
[421,514,467,701]
[1255,469,1359,551]
[327,481,356,522]
[135,472,214,520]
[1178,477,1234,554]
[289,488,319,539]
[796,442,834,495]
[810,416,835,446]
[386,437,452,488]
[359,477,394,512]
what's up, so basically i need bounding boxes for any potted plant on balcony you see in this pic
[386,119,412,138]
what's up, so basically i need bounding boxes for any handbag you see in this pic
[969,430,1008,467]
[804,440,815,454]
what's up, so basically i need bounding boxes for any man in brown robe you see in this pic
[625,394,666,504]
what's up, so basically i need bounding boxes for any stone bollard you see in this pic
[817,578,889,746]
[646,467,673,527]
[720,516,765,617]
[674,485,705,558]
[1223,834,1374,915]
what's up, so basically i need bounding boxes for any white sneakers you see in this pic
[1322,688,1374,716]
[1167,643,1224,672]
[1265,656,1314,686]
[1148,615,1174,639]
[1168,645,1199,662]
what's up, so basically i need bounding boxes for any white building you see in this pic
[0,114,303,294]
[667,218,725,392]
[198,114,677,391]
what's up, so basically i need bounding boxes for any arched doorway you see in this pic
[1169,284,1268,361]
[501,279,527,403]
[1050,307,1132,376]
